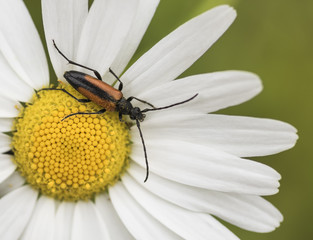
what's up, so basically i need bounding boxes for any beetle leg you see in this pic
[109,68,124,91]
[53,40,103,81]
[118,112,128,123]
[39,88,91,103]
[119,112,123,122]
[127,97,155,108]
[61,109,106,121]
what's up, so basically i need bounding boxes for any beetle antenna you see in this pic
[136,119,149,182]
[141,93,198,113]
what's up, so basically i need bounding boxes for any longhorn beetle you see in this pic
[42,40,198,182]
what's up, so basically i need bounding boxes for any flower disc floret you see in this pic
[12,84,130,201]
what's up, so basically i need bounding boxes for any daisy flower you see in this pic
[0,0,297,239]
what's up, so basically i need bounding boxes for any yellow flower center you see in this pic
[12,84,130,201]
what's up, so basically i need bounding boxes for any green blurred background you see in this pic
[24,0,312,239]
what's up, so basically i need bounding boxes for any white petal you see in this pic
[0,118,13,132]
[72,201,110,240]
[0,185,38,240]
[122,174,239,240]
[142,112,298,157]
[0,96,19,118]
[0,154,16,184]
[55,201,75,240]
[95,194,133,239]
[107,0,160,82]
[129,163,283,232]
[0,132,11,153]
[42,0,88,79]
[135,71,262,113]
[76,0,139,78]
[0,53,34,102]
[109,183,180,239]
[131,139,281,195]
[122,5,236,96]
[0,171,25,197]
[0,0,49,89]
[21,196,56,240]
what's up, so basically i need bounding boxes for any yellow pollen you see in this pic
[12,84,130,201]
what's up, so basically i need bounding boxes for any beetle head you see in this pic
[130,107,146,122]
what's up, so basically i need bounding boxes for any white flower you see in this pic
[0,0,297,239]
